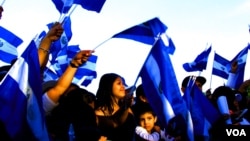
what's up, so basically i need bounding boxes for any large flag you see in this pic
[52,45,98,86]
[0,26,23,65]
[112,17,168,45]
[212,52,230,79]
[183,77,221,137]
[183,46,212,72]
[140,39,194,140]
[0,41,49,140]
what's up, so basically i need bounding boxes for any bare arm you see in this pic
[38,22,63,69]
[46,50,93,103]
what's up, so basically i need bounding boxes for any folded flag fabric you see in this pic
[0,26,23,64]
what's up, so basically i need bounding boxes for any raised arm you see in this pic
[38,22,63,69]
[45,50,93,103]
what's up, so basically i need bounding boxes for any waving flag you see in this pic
[230,45,249,89]
[183,77,220,137]
[212,52,230,79]
[183,46,212,72]
[52,0,73,14]
[113,17,168,45]
[0,41,49,140]
[74,0,106,13]
[48,17,72,64]
[212,45,249,89]
[140,39,194,141]
[0,26,23,65]
[52,45,98,86]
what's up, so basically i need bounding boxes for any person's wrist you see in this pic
[70,61,78,68]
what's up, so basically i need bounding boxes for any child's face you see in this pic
[139,112,157,133]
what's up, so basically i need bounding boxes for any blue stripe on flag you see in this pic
[74,0,106,13]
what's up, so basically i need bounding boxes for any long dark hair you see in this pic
[95,73,121,115]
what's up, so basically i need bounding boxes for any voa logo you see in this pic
[226,129,246,136]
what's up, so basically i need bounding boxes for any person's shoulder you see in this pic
[95,108,105,116]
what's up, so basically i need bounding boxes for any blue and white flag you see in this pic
[0,26,23,65]
[140,39,194,141]
[0,41,49,140]
[183,46,212,72]
[230,45,249,89]
[212,45,249,89]
[52,45,98,86]
[74,0,106,13]
[183,77,220,137]
[212,52,230,79]
[113,17,168,45]
[48,17,72,64]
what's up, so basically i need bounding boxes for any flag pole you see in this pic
[59,4,78,24]
[209,51,216,90]
[91,37,111,51]
[0,0,5,6]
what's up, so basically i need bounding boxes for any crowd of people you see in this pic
[1,5,250,141]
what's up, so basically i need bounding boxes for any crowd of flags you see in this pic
[0,0,250,141]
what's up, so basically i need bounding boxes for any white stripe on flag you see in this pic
[0,38,18,55]
[8,58,30,97]
[213,61,229,73]
[80,60,96,71]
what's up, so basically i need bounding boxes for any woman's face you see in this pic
[112,77,126,99]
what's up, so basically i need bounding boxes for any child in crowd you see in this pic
[135,103,167,141]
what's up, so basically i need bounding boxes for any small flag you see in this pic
[0,26,23,64]
[183,46,212,72]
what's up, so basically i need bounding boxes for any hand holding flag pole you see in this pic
[59,4,78,24]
